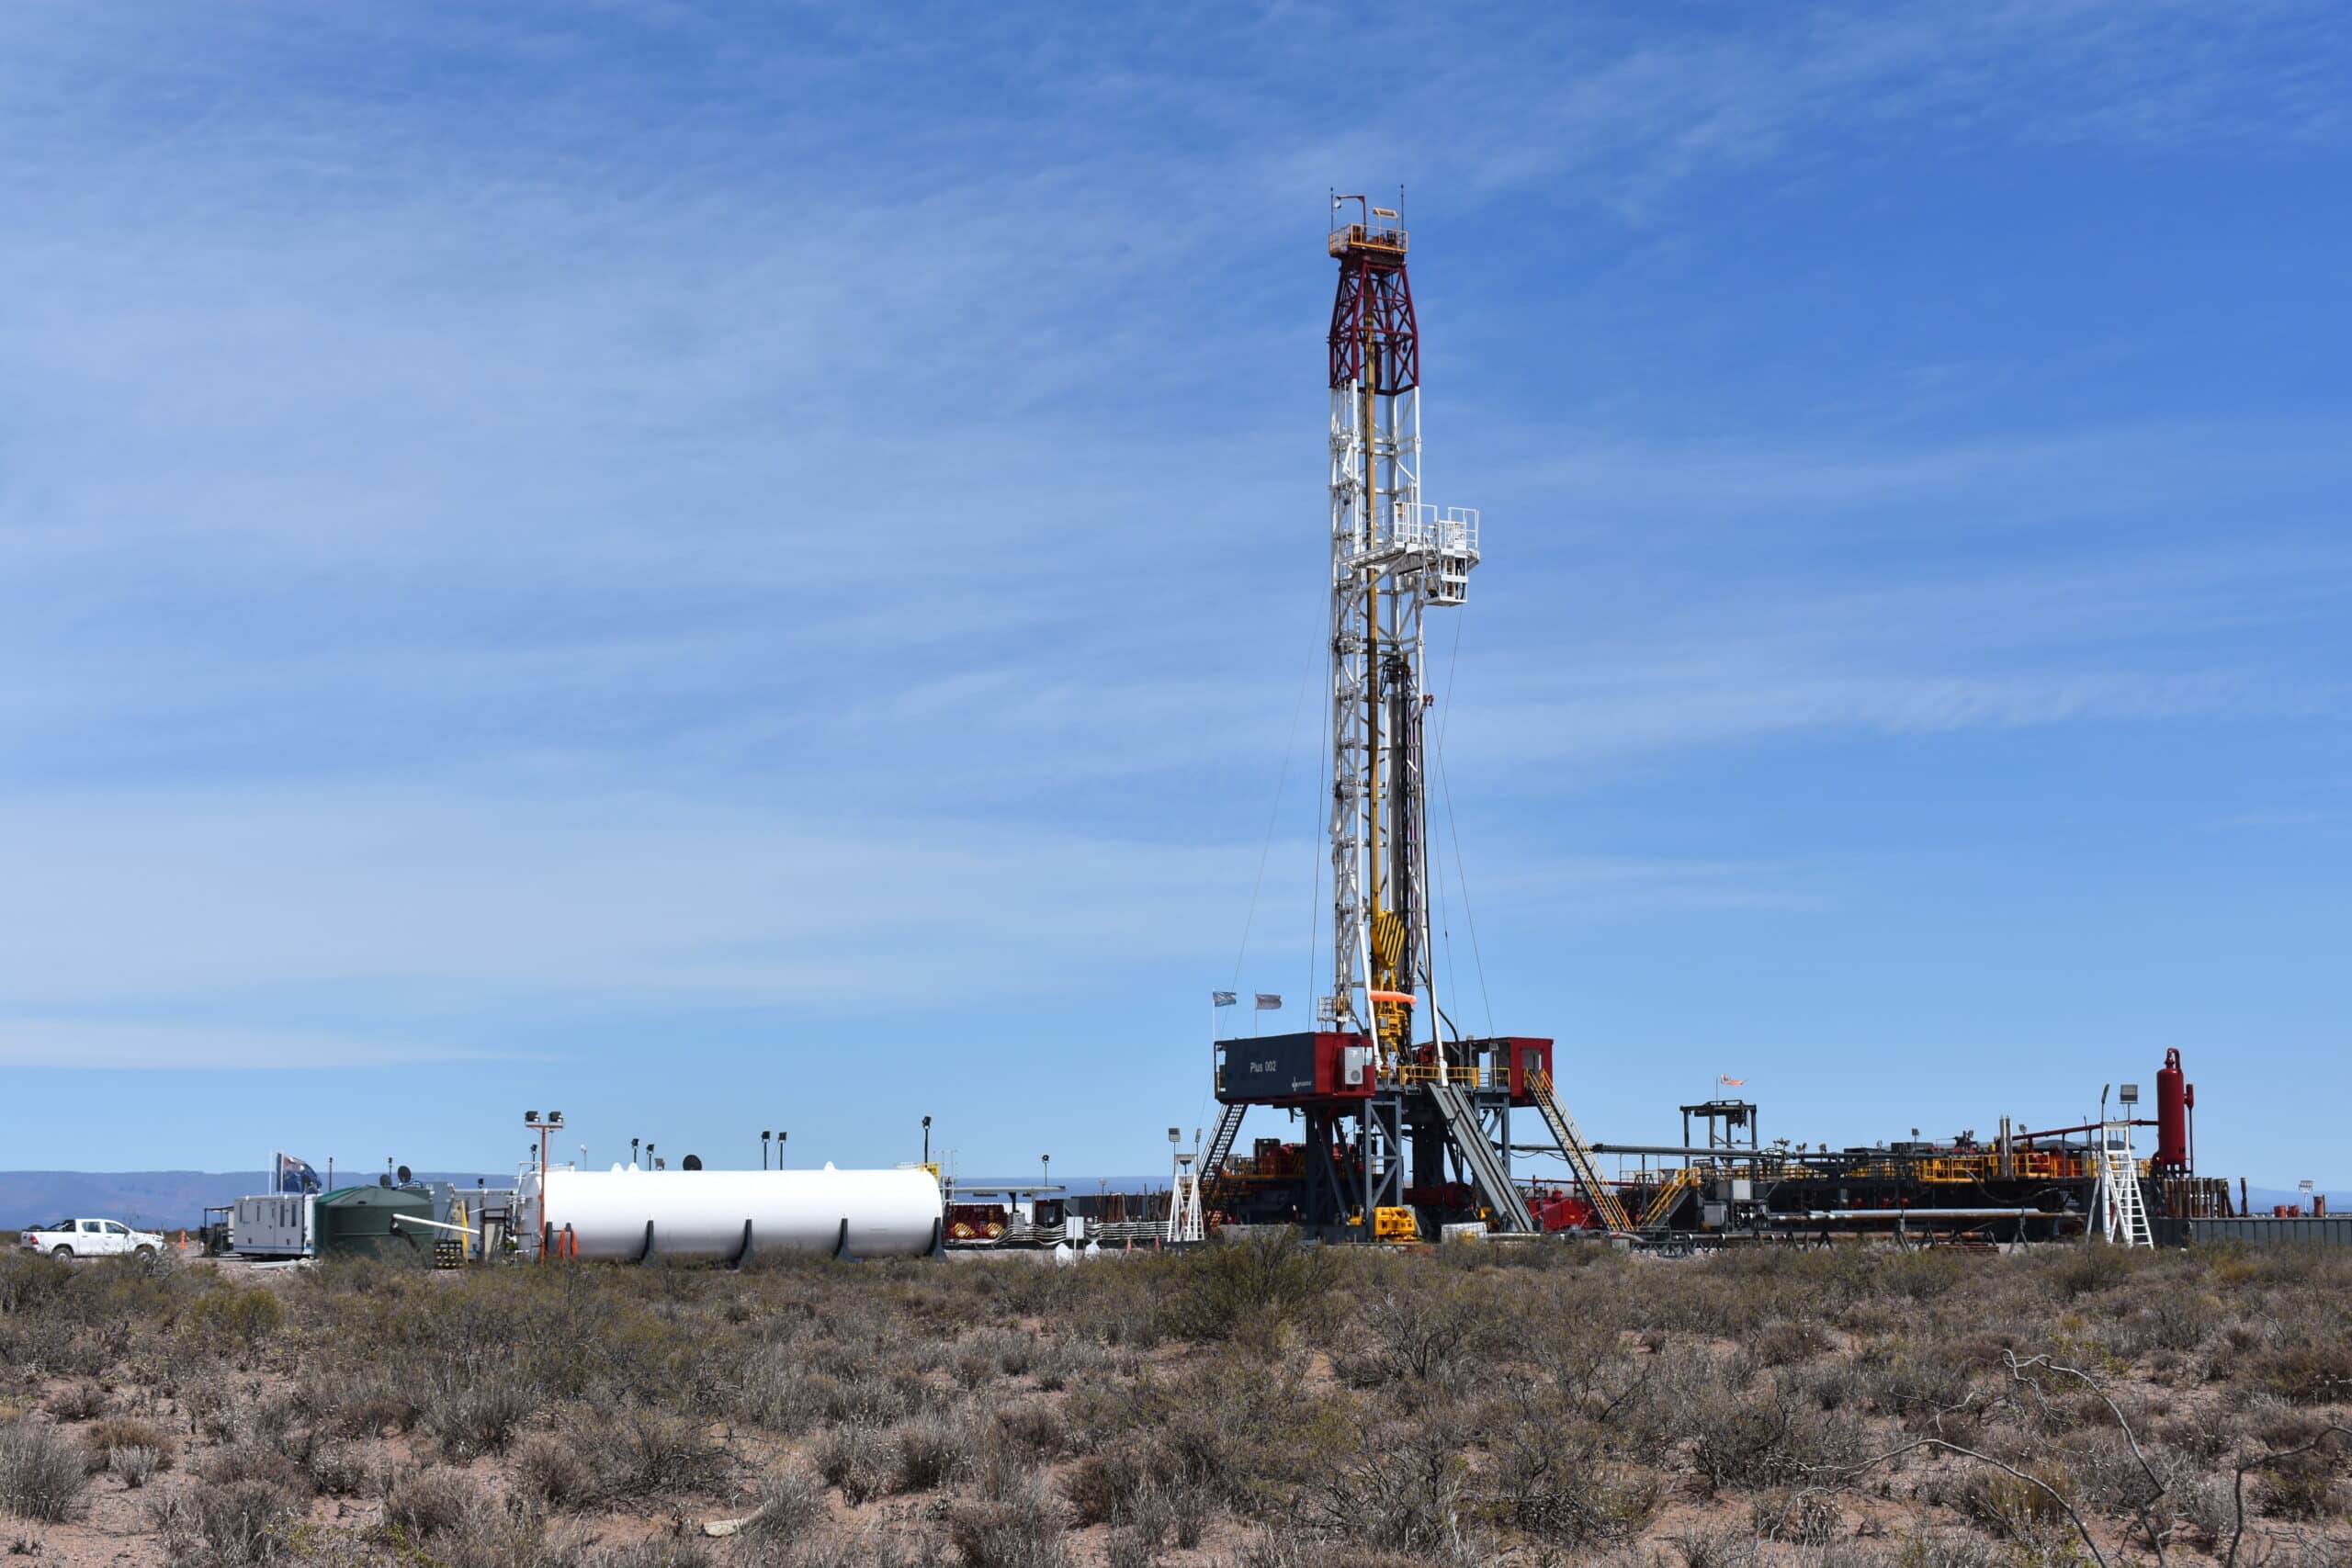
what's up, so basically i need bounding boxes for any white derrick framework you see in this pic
[1322,198,1480,1065]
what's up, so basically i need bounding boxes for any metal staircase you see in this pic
[2094,1122,2153,1249]
[1427,1080,1536,1232]
[1196,1101,1248,1219]
[1637,1167,1698,1232]
[1202,1102,1246,1183]
[1526,1067,1634,1234]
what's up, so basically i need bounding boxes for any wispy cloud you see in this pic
[0,2,2343,1178]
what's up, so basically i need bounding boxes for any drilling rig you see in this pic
[1201,197,1625,1243]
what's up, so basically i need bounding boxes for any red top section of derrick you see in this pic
[1329,205,1419,393]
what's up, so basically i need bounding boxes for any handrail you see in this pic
[1329,222,1409,256]
[1394,1062,1482,1088]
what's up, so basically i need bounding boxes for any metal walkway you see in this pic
[1526,1067,1634,1233]
[1427,1080,1536,1232]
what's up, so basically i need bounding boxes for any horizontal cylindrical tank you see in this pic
[2156,1049,2189,1170]
[538,1163,940,1262]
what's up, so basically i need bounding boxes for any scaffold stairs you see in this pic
[1527,1068,1634,1234]
[2095,1122,2153,1249]
[1638,1167,1699,1232]
[1427,1079,1536,1233]
[1202,1101,1246,1182]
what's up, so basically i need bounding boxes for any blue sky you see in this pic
[1,3,2346,1190]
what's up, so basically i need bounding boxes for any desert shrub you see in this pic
[297,1436,370,1499]
[423,1376,534,1459]
[728,1343,819,1433]
[310,1362,430,1437]
[432,1500,594,1568]
[1230,1538,1428,1568]
[1155,1231,1337,1343]
[813,1419,892,1506]
[201,1436,312,1496]
[2046,1244,2139,1300]
[1751,1319,1829,1366]
[994,1401,1067,1461]
[585,1540,715,1568]
[1866,1530,2001,1568]
[962,1326,1037,1379]
[1300,1445,1473,1560]
[1668,1522,1759,1568]
[181,1285,286,1355]
[2174,1470,2237,1546]
[1494,1419,1657,1545]
[2048,1423,2164,1514]
[1685,1385,1863,1495]
[1849,1343,1976,1427]
[1029,1334,1111,1393]
[592,1407,729,1500]
[1061,1448,1150,1527]
[2253,1442,2348,1521]
[0,1251,73,1316]
[1104,1521,1159,1568]
[110,1441,160,1488]
[2247,1338,2352,1405]
[967,1422,1047,1506]
[740,1461,826,1545]
[1952,1461,2080,1552]
[153,1476,304,1566]
[42,1381,109,1421]
[514,1431,596,1511]
[82,1414,174,1472]
[1752,1487,1841,1545]
[948,1472,1069,1568]
[386,1465,480,1541]
[890,1407,972,1494]
[0,1418,87,1522]
[1339,1285,1483,1389]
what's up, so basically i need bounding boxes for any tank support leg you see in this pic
[635,1220,655,1264]
[831,1217,858,1262]
[729,1219,754,1269]
[925,1216,944,1258]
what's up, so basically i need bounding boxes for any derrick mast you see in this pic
[1324,196,1478,1056]
[1205,196,1611,1247]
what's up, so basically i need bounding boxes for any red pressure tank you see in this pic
[2155,1048,2190,1171]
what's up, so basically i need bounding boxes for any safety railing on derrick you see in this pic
[1394,1062,1483,1088]
[1329,222,1408,257]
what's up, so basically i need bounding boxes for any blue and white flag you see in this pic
[1211,991,1238,1007]
[276,1153,322,1195]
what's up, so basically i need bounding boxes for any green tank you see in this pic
[313,1186,434,1260]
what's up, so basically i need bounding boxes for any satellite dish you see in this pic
[396,1165,413,1185]
[682,1154,703,1171]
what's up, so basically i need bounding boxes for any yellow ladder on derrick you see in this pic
[1526,1067,1634,1234]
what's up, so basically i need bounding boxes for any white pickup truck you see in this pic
[17,1218,166,1259]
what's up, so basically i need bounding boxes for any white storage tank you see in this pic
[532,1162,941,1262]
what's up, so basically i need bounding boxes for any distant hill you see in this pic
[2245,1185,2347,1214]
[0,1169,1165,1231]
[0,1171,507,1231]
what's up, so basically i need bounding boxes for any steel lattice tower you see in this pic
[1205,197,1607,1248]
[1323,196,1479,1058]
